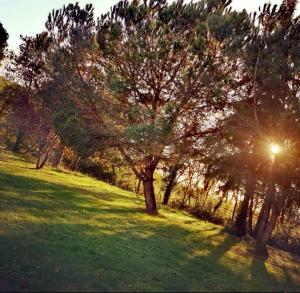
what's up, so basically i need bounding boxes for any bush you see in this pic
[170,200,225,225]
[78,159,116,184]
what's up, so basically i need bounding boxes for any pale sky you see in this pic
[0,0,299,50]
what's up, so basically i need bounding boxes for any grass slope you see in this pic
[0,151,299,292]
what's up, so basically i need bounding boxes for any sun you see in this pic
[270,144,281,155]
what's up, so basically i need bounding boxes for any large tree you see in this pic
[91,0,248,214]
[38,0,244,214]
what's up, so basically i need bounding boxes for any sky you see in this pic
[0,0,299,50]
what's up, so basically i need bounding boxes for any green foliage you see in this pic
[54,107,99,158]
[0,21,8,60]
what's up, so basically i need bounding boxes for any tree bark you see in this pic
[234,176,255,236]
[136,178,141,194]
[248,195,254,235]
[71,155,81,171]
[12,128,25,153]
[35,133,58,170]
[254,181,275,238]
[254,208,280,258]
[254,184,288,258]
[162,165,179,205]
[231,193,238,222]
[36,152,49,170]
[142,164,157,215]
[52,146,65,167]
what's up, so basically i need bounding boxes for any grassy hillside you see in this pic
[0,151,299,292]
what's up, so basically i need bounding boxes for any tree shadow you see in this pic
[0,170,299,292]
[250,257,278,290]
[250,248,300,292]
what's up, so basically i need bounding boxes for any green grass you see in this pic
[0,151,299,292]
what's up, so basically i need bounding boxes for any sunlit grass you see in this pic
[0,150,299,291]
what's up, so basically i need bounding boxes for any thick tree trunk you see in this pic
[255,200,271,239]
[254,208,280,258]
[234,177,255,236]
[142,165,157,215]
[12,129,25,153]
[254,181,274,238]
[254,184,287,258]
[162,165,179,205]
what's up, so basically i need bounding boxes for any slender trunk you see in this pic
[202,178,216,208]
[24,145,35,155]
[12,129,25,153]
[248,195,254,235]
[234,177,255,236]
[72,155,81,171]
[52,146,65,167]
[36,152,49,170]
[35,133,58,170]
[231,193,238,222]
[213,191,228,214]
[136,178,141,194]
[162,165,179,205]
[142,165,157,215]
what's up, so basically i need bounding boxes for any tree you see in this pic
[91,0,246,214]
[201,0,300,257]
[0,21,8,60]
[36,0,243,214]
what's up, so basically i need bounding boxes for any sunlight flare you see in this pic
[270,143,281,155]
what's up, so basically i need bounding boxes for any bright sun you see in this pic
[270,144,281,155]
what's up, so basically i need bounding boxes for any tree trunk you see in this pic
[136,178,141,194]
[213,191,228,214]
[74,155,81,171]
[71,155,81,171]
[254,208,280,258]
[142,165,157,215]
[254,180,275,238]
[248,195,254,235]
[12,129,25,153]
[231,193,238,222]
[36,152,49,170]
[234,177,255,236]
[162,165,179,205]
[52,146,65,167]
[24,145,35,155]
[255,200,271,239]
[254,184,288,258]
[35,133,58,170]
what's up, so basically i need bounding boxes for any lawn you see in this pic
[0,151,299,292]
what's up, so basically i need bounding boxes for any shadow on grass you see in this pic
[250,258,279,289]
[0,171,141,214]
[0,171,298,292]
